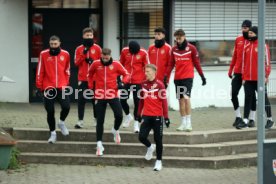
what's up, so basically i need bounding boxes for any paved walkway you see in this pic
[1,102,275,132]
[0,164,257,184]
[0,102,274,184]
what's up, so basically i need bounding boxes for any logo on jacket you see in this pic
[109,65,114,70]
[91,49,95,54]
[273,159,276,176]
[161,49,165,54]
[136,55,141,60]
[150,83,158,90]
[186,47,190,51]
[255,47,258,52]
[60,55,65,61]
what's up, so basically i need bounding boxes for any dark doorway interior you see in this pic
[29,8,102,102]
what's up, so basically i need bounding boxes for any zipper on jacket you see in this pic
[104,66,107,98]
[249,44,253,80]
[130,55,134,83]
[156,48,159,74]
[56,56,58,88]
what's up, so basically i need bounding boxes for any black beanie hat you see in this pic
[242,20,252,28]
[128,41,140,54]
[249,26,258,35]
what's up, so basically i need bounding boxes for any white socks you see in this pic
[249,111,256,121]
[59,120,65,124]
[267,117,273,121]
[186,115,191,124]
[51,131,56,135]
[181,116,187,124]
[97,141,103,147]
[235,107,241,118]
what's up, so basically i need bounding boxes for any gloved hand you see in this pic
[85,58,93,64]
[117,82,124,89]
[163,76,168,88]
[200,75,206,86]
[137,116,142,123]
[83,47,89,54]
[36,89,43,98]
[228,71,232,79]
[164,118,170,128]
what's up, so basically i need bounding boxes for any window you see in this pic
[173,0,276,65]
[119,0,163,49]
[32,0,99,9]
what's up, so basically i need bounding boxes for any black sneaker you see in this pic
[233,117,243,127]
[265,120,274,129]
[236,121,248,129]
[248,120,255,128]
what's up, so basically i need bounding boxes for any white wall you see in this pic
[103,0,120,60]
[0,0,29,102]
[168,66,276,110]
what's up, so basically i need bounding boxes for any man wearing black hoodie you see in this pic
[119,41,150,133]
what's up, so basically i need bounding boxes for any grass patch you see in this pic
[8,147,21,170]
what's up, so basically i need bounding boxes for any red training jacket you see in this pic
[87,59,130,99]
[120,47,150,84]
[228,35,249,75]
[148,43,172,82]
[137,78,168,118]
[243,40,271,81]
[74,44,101,81]
[36,49,70,90]
[166,42,204,80]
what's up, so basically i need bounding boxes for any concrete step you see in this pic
[12,127,276,144]
[19,152,257,169]
[17,140,257,157]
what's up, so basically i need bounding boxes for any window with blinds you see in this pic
[120,0,163,48]
[173,0,276,41]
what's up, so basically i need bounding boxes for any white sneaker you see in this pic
[92,118,97,127]
[112,128,121,144]
[134,121,140,133]
[145,144,156,160]
[176,122,187,131]
[48,132,56,144]
[153,160,162,171]
[185,121,192,132]
[122,114,134,128]
[96,144,105,156]
[74,120,84,129]
[58,121,69,136]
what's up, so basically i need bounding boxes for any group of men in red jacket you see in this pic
[228,20,274,130]
[36,26,206,171]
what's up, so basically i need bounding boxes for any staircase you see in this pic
[12,127,276,169]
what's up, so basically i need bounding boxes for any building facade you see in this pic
[0,0,275,109]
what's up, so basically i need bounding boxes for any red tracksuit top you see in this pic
[36,49,70,90]
[148,43,172,81]
[137,78,168,118]
[166,42,204,80]
[228,36,249,75]
[87,59,130,99]
[243,40,271,81]
[74,44,101,81]
[120,47,150,84]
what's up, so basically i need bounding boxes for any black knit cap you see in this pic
[249,26,258,35]
[241,20,252,28]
